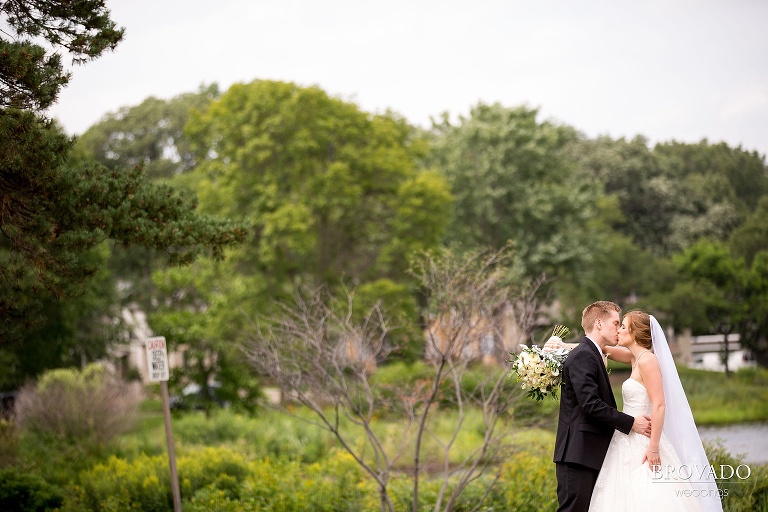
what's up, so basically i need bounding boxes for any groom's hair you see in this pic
[581,301,621,332]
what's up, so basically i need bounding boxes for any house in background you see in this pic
[109,303,756,381]
[424,303,536,366]
[669,330,755,372]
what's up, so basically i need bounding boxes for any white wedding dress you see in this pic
[589,378,704,511]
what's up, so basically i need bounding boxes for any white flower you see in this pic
[507,329,570,402]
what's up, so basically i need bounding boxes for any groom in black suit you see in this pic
[553,301,652,511]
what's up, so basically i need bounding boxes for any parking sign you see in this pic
[145,336,170,382]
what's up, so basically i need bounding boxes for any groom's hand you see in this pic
[631,415,652,437]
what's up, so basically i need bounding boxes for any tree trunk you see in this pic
[379,484,394,512]
[413,358,447,512]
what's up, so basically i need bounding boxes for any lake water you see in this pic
[698,422,768,464]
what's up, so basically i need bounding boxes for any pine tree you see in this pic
[0,1,246,345]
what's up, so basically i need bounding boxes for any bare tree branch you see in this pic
[245,245,548,512]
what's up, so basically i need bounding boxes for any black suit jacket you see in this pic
[553,337,634,470]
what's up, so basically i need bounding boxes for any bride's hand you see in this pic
[543,336,573,352]
[642,447,661,471]
[542,336,562,352]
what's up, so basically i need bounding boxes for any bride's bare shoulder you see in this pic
[637,352,661,374]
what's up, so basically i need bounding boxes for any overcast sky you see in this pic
[48,0,768,158]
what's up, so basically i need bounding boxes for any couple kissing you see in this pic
[548,301,722,512]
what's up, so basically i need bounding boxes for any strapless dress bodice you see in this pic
[621,378,653,417]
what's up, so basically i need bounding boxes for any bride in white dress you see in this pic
[590,311,722,512]
[546,310,723,512]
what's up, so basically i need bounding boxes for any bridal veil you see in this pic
[650,315,723,512]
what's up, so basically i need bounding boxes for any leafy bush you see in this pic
[15,364,141,447]
[185,450,375,512]
[0,468,63,512]
[173,410,248,445]
[510,394,559,427]
[49,417,767,512]
[68,446,251,511]
[178,447,250,500]
[494,449,558,511]
[174,410,332,463]
[705,440,768,512]
[77,453,173,512]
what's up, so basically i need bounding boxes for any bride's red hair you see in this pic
[624,310,653,349]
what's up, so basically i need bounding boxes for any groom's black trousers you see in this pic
[556,461,599,512]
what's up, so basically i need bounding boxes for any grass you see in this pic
[5,383,766,512]
[140,406,553,474]
[609,364,768,425]
[104,363,767,479]
[680,366,768,424]
[122,364,768,471]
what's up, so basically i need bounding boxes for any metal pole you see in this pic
[160,381,183,512]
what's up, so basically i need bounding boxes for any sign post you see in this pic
[145,336,182,512]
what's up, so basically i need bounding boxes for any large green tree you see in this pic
[563,135,678,255]
[427,103,595,279]
[742,251,768,367]
[0,1,246,374]
[73,84,220,181]
[1,0,123,111]
[147,80,452,394]
[652,140,765,251]
[655,140,768,214]
[730,196,768,266]
[671,241,768,369]
[671,239,749,375]
[563,137,763,256]
[182,80,452,291]
[149,261,261,413]
[71,86,224,310]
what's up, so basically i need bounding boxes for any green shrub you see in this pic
[705,440,768,512]
[372,361,434,415]
[174,410,332,463]
[353,279,422,364]
[173,410,247,445]
[387,470,513,512]
[15,364,141,447]
[509,393,559,427]
[241,450,373,511]
[68,446,251,511]
[300,450,374,511]
[185,450,377,512]
[0,468,63,512]
[255,414,331,462]
[78,454,171,512]
[16,431,115,487]
[178,447,250,500]
[495,449,557,511]
[185,488,247,512]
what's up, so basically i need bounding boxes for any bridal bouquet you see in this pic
[508,325,571,401]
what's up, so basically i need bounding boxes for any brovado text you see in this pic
[652,464,751,481]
